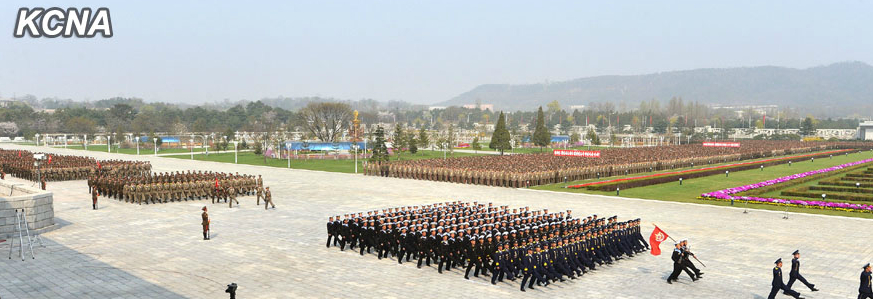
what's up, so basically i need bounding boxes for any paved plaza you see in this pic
[1,143,871,298]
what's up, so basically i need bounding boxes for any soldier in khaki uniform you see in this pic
[227,185,238,208]
[263,186,275,210]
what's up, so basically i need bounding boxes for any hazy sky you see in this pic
[1,0,872,105]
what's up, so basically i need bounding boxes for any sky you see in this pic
[1,0,872,105]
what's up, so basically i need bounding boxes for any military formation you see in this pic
[89,171,265,206]
[0,149,149,181]
[366,141,872,187]
[325,201,648,291]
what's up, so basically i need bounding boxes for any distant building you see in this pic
[428,106,446,111]
[462,104,494,111]
[569,105,586,111]
[711,105,778,118]
[859,121,873,140]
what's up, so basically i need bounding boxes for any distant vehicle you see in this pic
[0,137,11,142]
[13,137,25,142]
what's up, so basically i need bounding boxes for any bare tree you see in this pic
[300,102,352,142]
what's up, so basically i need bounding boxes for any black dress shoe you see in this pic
[667,280,672,284]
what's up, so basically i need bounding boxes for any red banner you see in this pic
[649,226,670,256]
[702,142,740,148]
[553,150,601,158]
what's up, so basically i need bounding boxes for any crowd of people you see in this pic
[89,171,269,206]
[366,141,872,187]
[325,201,648,291]
[0,149,150,181]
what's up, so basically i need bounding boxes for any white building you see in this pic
[859,121,873,140]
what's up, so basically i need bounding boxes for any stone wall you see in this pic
[0,181,55,239]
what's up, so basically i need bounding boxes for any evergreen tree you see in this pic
[253,139,263,155]
[408,133,418,154]
[586,128,601,145]
[800,117,816,136]
[570,132,581,144]
[392,123,405,156]
[369,127,390,164]
[532,107,551,151]
[418,128,430,150]
[488,112,512,155]
[471,136,482,153]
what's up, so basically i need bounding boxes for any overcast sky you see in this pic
[1,0,872,105]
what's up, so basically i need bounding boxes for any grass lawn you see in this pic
[531,150,873,219]
[47,144,207,155]
[162,150,483,174]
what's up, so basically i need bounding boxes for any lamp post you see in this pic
[234,141,238,164]
[287,141,291,168]
[353,143,359,173]
[190,134,195,160]
[84,134,88,150]
[136,135,140,155]
[153,137,157,157]
[725,170,730,177]
[679,178,683,185]
[107,135,111,152]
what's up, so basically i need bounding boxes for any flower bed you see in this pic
[568,149,852,191]
[699,158,873,213]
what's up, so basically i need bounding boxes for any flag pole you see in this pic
[655,222,707,267]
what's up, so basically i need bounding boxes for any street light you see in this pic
[234,141,238,164]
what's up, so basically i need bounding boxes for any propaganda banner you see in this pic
[553,150,601,158]
[702,142,741,148]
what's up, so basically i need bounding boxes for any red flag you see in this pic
[763,113,766,127]
[18,151,21,158]
[48,155,52,164]
[649,226,670,256]
[215,178,219,188]
[97,161,101,169]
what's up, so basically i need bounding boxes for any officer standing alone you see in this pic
[201,206,210,240]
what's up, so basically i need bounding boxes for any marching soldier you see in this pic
[256,185,264,205]
[770,258,803,299]
[787,250,818,292]
[861,263,872,299]
[227,185,239,208]
[263,186,275,209]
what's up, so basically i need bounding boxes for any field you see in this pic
[532,150,873,218]
[162,149,482,173]
[46,144,207,155]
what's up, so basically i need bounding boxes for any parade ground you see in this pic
[1,143,871,299]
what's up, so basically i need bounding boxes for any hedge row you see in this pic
[818,180,873,188]
[587,150,850,191]
[780,189,873,202]
[808,185,873,194]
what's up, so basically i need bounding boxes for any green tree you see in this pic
[800,117,816,136]
[471,136,482,153]
[253,139,263,156]
[369,126,390,164]
[488,112,512,155]
[586,128,601,145]
[417,128,430,149]
[392,123,406,157]
[408,134,418,154]
[570,132,581,144]
[240,139,248,149]
[532,107,551,151]
[447,124,456,155]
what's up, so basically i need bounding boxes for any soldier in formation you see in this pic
[325,201,648,291]
[90,170,258,206]
[364,141,873,188]
[0,149,149,181]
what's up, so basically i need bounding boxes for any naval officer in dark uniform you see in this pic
[860,263,873,299]
[786,250,818,292]
[770,258,803,299]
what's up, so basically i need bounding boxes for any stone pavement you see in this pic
[1,143,871,298]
